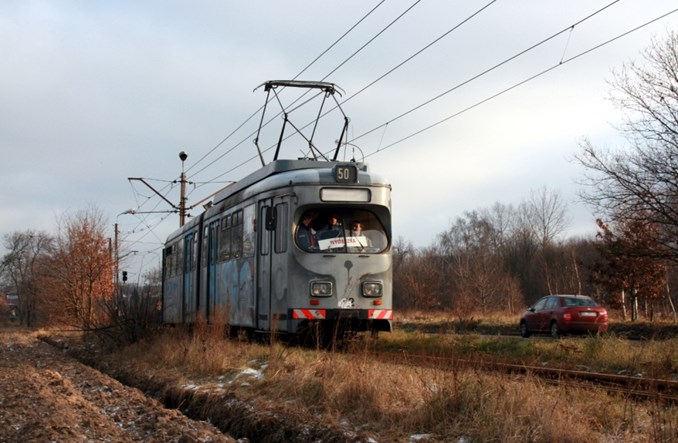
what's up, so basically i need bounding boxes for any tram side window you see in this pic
[219,215,232,262]
[183,236,192,274]
[165,242,181,277]
[175,241,183,277]
[192,233,199,270]
[274,202,288,253]
[169,243,177,277]
[202,226,209,268]
[243,204,256,258]
[232,210,243,258]
[164,245,174,277]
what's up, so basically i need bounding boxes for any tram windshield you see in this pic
[296,208,388,253]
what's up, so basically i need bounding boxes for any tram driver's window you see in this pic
[296,209,388,253]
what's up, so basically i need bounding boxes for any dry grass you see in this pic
[101,320,678,442]
[390,311,678,379]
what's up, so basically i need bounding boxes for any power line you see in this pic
[341,0,498,109]
[242,0,514,167]
[364,6,678,157]
[184,0,389,178]
[348,0,622,145]
[318,0,424,82]
[132,0,617,210]
[121,2,393,270]
[193,0,493,186]
[123,3,674,254]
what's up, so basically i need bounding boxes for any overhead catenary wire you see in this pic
[200,3,675,185]
[129,0,627,199]
[207,0,619,181]
[184,0,389,178]
[194,0,495,186]
[119,3,397,270]
[125,1,391,227]
[363,6,678,157]
[122,2,676,266]
[344,0,623,144]
[187,0,423,183]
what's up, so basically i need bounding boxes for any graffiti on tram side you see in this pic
[217,258,255,327]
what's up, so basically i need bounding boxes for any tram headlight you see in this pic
[310,281,333,297]
[362,281,383,297]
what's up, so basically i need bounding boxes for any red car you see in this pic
[519,294,608,338]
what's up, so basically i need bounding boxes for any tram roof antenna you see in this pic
[253,80,349,165]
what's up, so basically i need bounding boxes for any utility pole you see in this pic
[179,151,188,227]
[114,222,119,287]
[127,149,235,228]
[128,151,190,228]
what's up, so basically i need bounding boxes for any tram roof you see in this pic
[165,159,387,242]
[212,159,368,205]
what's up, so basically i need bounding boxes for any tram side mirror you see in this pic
[265,206,277,231]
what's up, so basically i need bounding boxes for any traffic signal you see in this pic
[122,271,128,282]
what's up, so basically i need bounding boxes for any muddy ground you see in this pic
[0,330,236,443]
[0,328,373,443]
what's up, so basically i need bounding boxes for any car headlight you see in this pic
[310,281,333,297]
[362,281,383,297]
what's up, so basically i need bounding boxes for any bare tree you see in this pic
[527,187,569,248]
[0,231,53,326]
[500,202,540,303]
[439,211,523,317]
[576,30,678,263]
[526,187,570,294]
[396,246,446,311]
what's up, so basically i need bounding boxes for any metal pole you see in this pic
[114,223,119,286]
[179,171,186,227]
[179,151,188,227]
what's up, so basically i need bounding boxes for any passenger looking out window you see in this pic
[348,220,372,252]
[295,208,388,254]
[296,212,318,251]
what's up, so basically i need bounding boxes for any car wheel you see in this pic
[550,321,560,339]
[519,321,530,338]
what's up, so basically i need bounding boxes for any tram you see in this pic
[161,81,392,343]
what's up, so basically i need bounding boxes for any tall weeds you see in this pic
[105,328,678,442]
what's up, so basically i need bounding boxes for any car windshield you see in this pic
[296,208,388,254]
[563,297,597,307]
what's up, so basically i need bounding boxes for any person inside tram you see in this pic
[297,212,318,251]
[318,213,343,240]
[349,220,372,251]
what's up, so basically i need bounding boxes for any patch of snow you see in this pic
[238,368,264,380]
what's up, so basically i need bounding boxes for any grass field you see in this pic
[81,313,678,442]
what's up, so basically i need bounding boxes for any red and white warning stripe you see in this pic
[292,309,327,320]
[368,309,392,320]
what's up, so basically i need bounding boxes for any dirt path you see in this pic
[0,331,235,442]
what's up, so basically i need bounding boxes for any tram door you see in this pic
[257,198,289,332]
[182,232,195,322]
[206,220,220,319]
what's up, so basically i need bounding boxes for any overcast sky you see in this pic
[1,1,677,279]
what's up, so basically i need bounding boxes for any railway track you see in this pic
[366,349,678,404]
